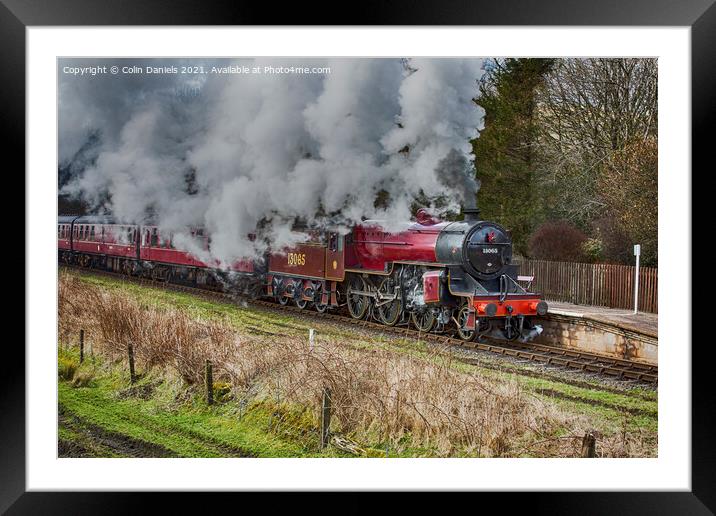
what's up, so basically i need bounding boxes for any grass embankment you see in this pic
[58,270,657,457]
[59,348,342,457]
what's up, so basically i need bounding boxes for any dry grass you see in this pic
[58,272,652,457]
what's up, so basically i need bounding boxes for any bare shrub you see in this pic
[528,220,588,262]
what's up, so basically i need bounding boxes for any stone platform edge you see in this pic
[547,309,658,341]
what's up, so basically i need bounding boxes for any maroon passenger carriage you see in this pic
[58,215,255,291]
[59,207,547,341]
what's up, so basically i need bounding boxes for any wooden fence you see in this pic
[518,259,658,313]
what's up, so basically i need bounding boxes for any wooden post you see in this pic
[79,329,84,364]
[127,342,136,384]
[309,329,315,351]
[205,360,214,406]
[581,430,596,458]
[320,387,332,449]
[633,244,641,314]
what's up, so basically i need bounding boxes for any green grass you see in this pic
[58,350,354,458]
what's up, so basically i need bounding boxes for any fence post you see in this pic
[633,244,641,314]
[320,387,332,449]
[79,329,84,364]
[205,359,214,406]
[309,328,315,351]
[127,342,136,384]
[581,430,596,458]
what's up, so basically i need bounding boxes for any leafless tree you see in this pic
[533,59,658,256]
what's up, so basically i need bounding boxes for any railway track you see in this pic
[61,265,658,385]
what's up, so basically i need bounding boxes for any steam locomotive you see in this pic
[58,207,547,341]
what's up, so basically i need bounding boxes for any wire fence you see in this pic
[518,259,658,313]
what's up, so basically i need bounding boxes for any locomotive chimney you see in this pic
[463,207,481,222]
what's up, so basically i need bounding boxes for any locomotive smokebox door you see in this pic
[325,232,345,281]
[422,270,444,304]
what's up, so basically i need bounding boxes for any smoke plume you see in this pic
[60,58,485,265]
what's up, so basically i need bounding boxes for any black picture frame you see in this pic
[5,0,711,512]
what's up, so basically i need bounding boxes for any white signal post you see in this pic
[633,244,641,314]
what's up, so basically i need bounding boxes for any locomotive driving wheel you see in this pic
[411,308,436,332]
[275,278,291,305]
[456,300,476,341]
[376,277,402,326]
[346,275,370,319]
[314,284,328,313]
[295,294,308,310]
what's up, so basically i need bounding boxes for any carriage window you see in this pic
[151,228,159,247]
[329,233,337,251]
[90,226,95,241]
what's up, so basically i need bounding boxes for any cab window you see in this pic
[329,233,343,252]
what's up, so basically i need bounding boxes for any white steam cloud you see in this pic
[60,58,485,265]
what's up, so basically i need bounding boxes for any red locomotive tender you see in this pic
[59,207,547,341]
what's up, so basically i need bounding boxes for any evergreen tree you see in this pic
[471,58,554,256]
